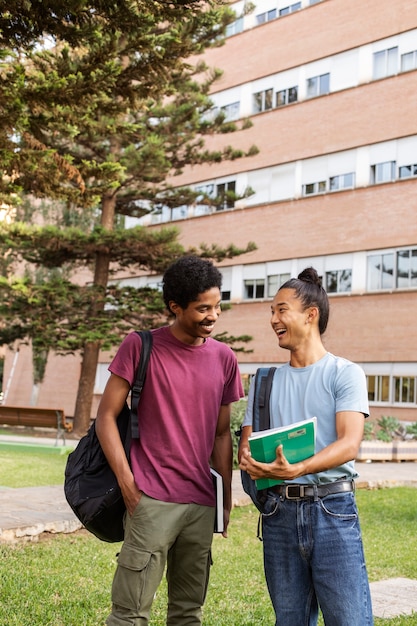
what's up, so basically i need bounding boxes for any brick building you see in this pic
[2,0,417,423]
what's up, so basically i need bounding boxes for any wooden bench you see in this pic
[0,405,73,446]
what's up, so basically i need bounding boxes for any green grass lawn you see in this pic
[0,445,416,625]
[0,446,71,487]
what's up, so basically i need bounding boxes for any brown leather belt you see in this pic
[270,480,354,500]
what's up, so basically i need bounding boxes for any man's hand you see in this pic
[222,508,231,539]
[240,445,300,482]
[120,475,142,516]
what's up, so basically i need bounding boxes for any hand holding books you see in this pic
[248,417,317,489]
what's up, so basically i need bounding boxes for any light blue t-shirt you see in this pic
[243,352,369,484]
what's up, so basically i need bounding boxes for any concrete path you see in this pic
[1,433,417,619]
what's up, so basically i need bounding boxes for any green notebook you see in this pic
[248,417,317,490]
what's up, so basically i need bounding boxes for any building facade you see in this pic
[2,0,417,423]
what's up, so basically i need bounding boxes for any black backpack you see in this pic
[240,367,276,512]
[64,330,152,542]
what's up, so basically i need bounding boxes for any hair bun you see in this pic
[297,266,322,288]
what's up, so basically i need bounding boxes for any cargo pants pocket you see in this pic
[111,544,153,612]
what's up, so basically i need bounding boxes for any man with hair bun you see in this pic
[240,267,373,626]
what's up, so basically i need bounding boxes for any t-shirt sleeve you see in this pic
[241,375,255,427]
[108,332,142,386]
[220,349,244,405]
[336,362,369,418]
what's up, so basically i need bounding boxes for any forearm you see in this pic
[95,411,132,486]
[238,425,252,464]
[296,436,361,477]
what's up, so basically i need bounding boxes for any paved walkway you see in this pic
[1,433,417,619]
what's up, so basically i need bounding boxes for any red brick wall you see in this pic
[161,180,417,264]
[202,0,417,91]
[171,72,417,185]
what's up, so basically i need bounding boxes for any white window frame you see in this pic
[401,49,417,72]
[306,73,330,98]
[267,272,290,297]
[329,172,355,191]
[325,269,352,293]
[253,88,274,113]
[370,161,396,184]
[373,47,398,79]
[244,278,265,300]
[303,180,326,195]
[276,86,298,107]
[399,163,417,179]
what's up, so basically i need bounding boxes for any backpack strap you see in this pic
[240,366,277,513]
[254,366,277,432]
[130,330,153,439]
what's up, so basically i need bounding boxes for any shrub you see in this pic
[363,421,375,441]
[230,398,247,468]
[376,415,400,441]
[406,421,417,438]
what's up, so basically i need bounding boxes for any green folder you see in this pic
[248,417,317,489]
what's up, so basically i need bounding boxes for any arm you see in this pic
[210,404,233,538]
[238,424,252,464]
[95,373,141,515]
[240,411,364,482]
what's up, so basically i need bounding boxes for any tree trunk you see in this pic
[72,339,101,435]
[72,192,116,435]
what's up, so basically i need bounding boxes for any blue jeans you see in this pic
[262,491,373,626]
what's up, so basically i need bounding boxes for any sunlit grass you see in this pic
[0,446,416,624]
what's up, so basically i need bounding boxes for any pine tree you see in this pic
[0,1,257,433]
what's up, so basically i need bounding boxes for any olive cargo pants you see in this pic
[106,494,215,626]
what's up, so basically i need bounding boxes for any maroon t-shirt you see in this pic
[109,326,243,506]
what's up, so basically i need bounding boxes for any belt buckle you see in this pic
[285,485,304,499]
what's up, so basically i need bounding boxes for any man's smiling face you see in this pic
[169,287,222,345]
[270,288,311,350]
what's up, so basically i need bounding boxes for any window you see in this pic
[226,17,243,37]
[367,247,417,290]
[373,47,398,79]
[171,206,188,220]
[367,375,390,402]
[253,88,273,113]
[303,181,326,195]
[195,183,215,203]
[325,269,352,293]
[367,253,394,290]
[394,376,416,404]
[195,181,236,212]
[216,181,236,211]
[267,273,290,297]
[244,279,265,299]
[256,9,276,24]
[276,86,298,106]
[306,73,330,98]
[329,172,355,191]
[367,374,417,405]
[399,163,417,178]
[221,290,231,301]
[396,249,417,288]
[401,50,417,72]
[370,161,396,184]
[220,101,240,121]
[279,3,301,16]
